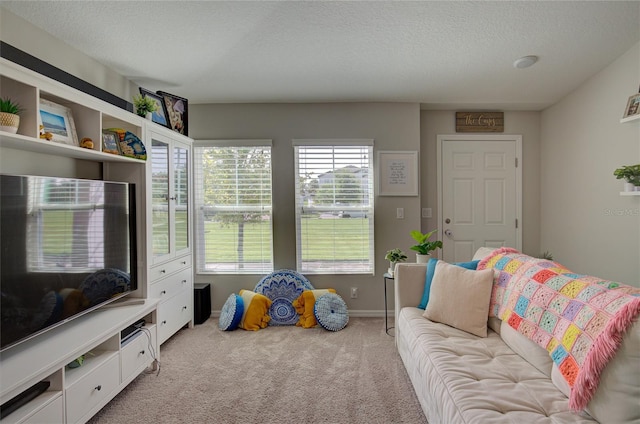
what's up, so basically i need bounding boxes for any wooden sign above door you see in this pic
[455,112,504,133]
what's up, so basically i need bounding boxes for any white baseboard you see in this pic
[209,309,393,318]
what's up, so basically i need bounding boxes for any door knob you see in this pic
[445,218,451,224]
[444,229,453,237]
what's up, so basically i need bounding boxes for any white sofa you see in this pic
[394,249,640,424]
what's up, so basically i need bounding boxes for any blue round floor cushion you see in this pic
[314,293,349,331]
[219,294,244,331]
[254,269,314,326]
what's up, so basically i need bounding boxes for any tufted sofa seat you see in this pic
[397,307,596,423]
[394,250,640,424]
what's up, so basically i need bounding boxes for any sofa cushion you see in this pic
[500,319,553,377]
[397,307,597,423]
[423,261,493,337]
[418,259,480,309]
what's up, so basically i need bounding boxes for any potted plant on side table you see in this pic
[0,97,21,134]
[410,229,443,263]
[385,248,407,277]
[614,164,640,192]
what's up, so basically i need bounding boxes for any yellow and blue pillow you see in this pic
[293,289,336,328]
[238,289,272,331]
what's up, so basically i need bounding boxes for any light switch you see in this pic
[396,208,404,219]
[422,208,432,218]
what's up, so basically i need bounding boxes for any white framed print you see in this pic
[39,99,79,146]
[377,150,419,196]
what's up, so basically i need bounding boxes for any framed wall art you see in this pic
[139,88,170,128]
[623,93,640,119]
[157,91,188,136]
[377,151,419,196]
[101,130,121,155]
[38,99,78,146]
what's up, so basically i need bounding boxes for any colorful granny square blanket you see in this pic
[478,247,640,411]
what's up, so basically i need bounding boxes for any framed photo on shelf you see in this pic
[38,99,78,146]
[377,151,419,196]
[157,91,188,136]
[101,130,121,155]
[139,88,170,128]
[623,93,640,119]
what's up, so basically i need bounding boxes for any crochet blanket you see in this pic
[478,248,640,411]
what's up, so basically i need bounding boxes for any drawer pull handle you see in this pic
[160,269,166,274]
[181,280,187,284]
[181,261,187,265]
[162,320,167,325]
[139,350,145,355]
[160,290,167,295]
[182,306,188,310]
[95,385,102,391]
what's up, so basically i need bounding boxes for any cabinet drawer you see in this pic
[65,354,119,424]
[149,267,192,300]
[149,256,190,282]
[23,395,63,424]
[158,289,192,345]
[121,326,156,383]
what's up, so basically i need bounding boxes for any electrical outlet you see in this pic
[350,287,358,299]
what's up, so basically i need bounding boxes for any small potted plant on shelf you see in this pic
[614,164,640,192]
[385,248,407,276]
[410,229,443,263]
[0,97,22,134]
[133,94,158,120]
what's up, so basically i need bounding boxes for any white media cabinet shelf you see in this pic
[620,191,640,196]
[0,300,158,424]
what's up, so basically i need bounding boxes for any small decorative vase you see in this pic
[388,262,396,276]
[624,182,635,192]
[146,112,153,121]
[0,112,19,134]
[416,254,430,264]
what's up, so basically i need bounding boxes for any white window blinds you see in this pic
[294,141,374,274]
[194,142,273,273]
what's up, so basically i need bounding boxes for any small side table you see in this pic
[383,272,394,336]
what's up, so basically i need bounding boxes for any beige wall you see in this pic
[190,103,422,312]
[540,42,640,286]
[0,8,136,101]
[420,111,542,257]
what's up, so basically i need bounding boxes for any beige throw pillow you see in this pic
[422,261,494,337]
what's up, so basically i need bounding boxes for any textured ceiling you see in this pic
[2,1,639,109]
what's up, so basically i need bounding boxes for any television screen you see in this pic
[0,174,137,351]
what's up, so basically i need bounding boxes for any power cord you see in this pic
[138,327,161,376]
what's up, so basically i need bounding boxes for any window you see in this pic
[194,141,273,273]
[294,140,374,274]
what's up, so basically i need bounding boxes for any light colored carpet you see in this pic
[88,317,427,423]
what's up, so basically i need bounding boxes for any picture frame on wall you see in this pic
[377,151,419,196]
[623,93,640,119]
[101,130,121,155]
[38,99,79,146]
[139,88,170,127]
[157,91,188,136]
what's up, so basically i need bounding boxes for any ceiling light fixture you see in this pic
[513,55,538,69]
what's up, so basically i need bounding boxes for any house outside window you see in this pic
[194,141,273,274]
[294,140,374,274]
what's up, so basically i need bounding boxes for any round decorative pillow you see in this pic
[254,269,314,326]
[314,293,349,331]
[79,268,131,307]
[219,293,244,331]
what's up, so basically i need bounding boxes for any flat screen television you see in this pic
[0,174,137,351]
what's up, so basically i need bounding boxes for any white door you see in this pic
[437,135,522,262]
